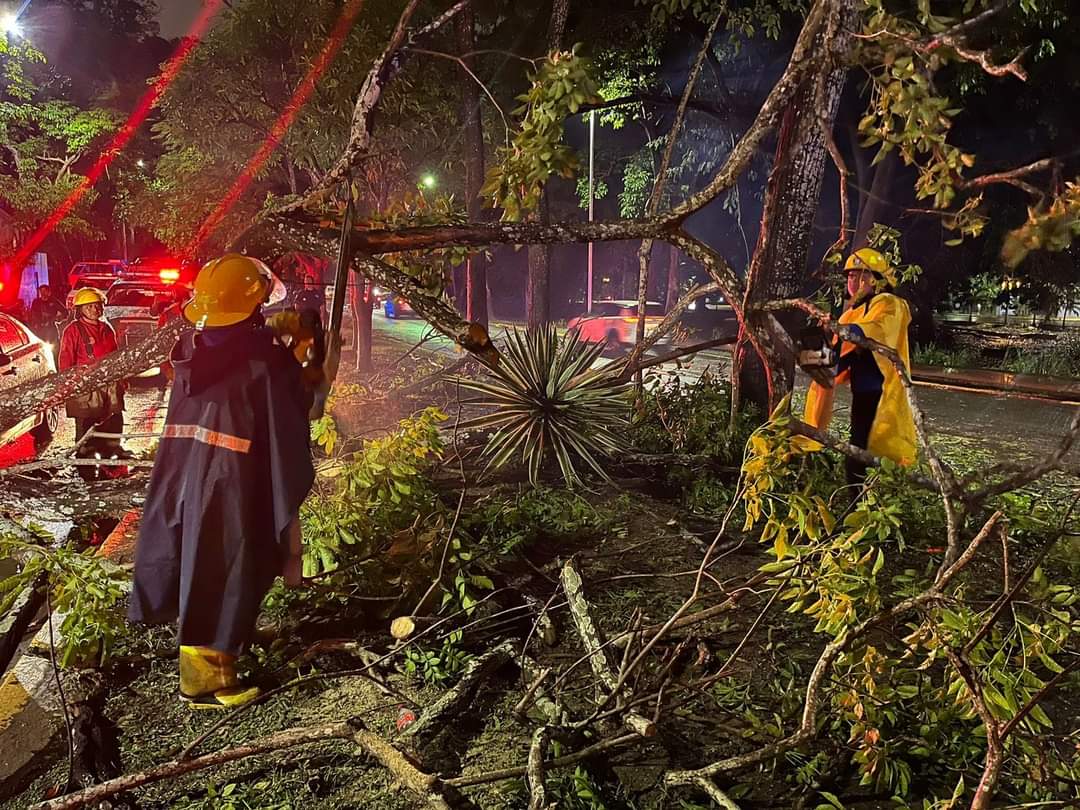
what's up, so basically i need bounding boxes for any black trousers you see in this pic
[847,390,882,485]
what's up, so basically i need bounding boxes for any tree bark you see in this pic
[665,243,680,310]
[354,272,374,372]
[458,4,489,328]
[733,0,853,414]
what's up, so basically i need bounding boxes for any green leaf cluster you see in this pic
[482,48,600,221]
[300,407,447,579]
[0,525,129,668]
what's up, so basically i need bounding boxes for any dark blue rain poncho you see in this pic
[128,318,315,655]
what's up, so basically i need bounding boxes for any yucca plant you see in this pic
[457,327,631,486]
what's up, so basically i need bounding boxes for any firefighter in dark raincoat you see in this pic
[129,254,315,709]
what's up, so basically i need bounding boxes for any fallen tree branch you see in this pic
[0,318,188,436]
[560,560,656,737]
[444,732,641,788]
[0,458,155,478]
[30,717,450,810]
[400,639,515,744]
[664,512,1002,787]
[527,726,552,810]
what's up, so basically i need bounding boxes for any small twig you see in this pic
[45,590,75,796]
[410,47,511,144]
[691,776,742,810]
[514,666,553,719]
[1000,658,1080,741]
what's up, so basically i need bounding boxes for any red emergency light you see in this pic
[159,268,180,283]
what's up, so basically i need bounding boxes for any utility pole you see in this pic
[587,110,594,312]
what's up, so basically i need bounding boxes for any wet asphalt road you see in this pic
[371,312,1080,465]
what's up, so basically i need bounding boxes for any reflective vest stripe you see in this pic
[163,424,252,454]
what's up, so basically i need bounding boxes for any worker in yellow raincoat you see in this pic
[803,248,917,483]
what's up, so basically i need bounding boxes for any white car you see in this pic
[0,312,59,449]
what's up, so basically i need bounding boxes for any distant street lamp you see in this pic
[136,159,146,168]
[2,0,31,38]
[420,173,437,189]
[2,13,22,37]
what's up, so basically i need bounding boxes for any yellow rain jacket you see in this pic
[803,293,917,466]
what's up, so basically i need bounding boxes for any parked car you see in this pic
[68,259,126,289]
[383,295,414,319]
[0,312,59,449]
[677,293,739,344]
[104,281,185,378]
[567,300,667,349]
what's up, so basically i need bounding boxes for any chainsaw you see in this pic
[797,325,837,388]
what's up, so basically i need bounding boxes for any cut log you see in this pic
[560,561,656,737]
[390,615,440,641]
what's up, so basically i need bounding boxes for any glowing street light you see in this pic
[420,173,437,189]
[2,13,22,37]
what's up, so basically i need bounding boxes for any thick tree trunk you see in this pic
[525,0,570,330]
[458,5,489,328]
[734,0,853,414]
[665,243,680,310]
[352,273,373,372]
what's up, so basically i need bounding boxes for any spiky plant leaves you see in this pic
[457,326,631,487]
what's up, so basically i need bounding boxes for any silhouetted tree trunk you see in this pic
[665,244,680,310]
[458,5,488,328]
[352,273,373,372]
[526,0,570,330]
[733,0,854,414]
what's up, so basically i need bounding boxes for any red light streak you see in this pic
[188,0,366,253]
[10,0,224,271]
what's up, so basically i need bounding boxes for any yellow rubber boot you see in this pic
[179,645,260,710]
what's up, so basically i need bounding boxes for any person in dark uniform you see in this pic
[28,284,67,350]
[128,254,314,709]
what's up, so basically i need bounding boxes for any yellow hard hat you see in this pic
[845,247,898,288]
[73,288,107,307]
[183,253,283,327]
